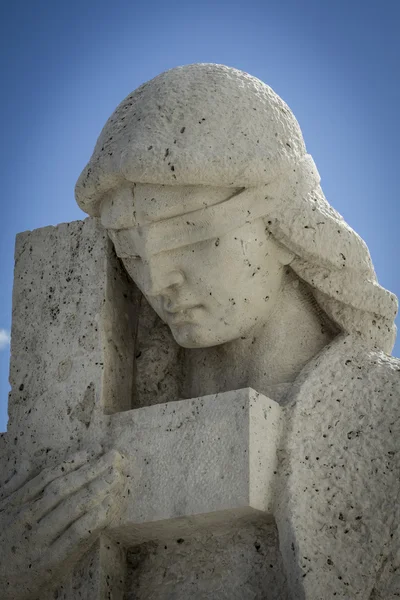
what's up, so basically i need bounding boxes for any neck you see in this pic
[182,271,337,403]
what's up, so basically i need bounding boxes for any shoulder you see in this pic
[283,335,400,597]
[290,334,400,409]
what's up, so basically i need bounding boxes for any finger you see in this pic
[38,467,122,541]
[32,450,124,521]
[1,450,92,510]
[0,459,32,501]
[43,497,117,573]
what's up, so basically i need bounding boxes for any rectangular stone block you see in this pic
[6,218,138,461]
[106,388,282,545]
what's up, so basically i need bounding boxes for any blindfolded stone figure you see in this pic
[73,64,399,598]
[76,63,397,392]
[4,64,399,600]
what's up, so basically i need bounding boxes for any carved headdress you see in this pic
[75,63,398,353]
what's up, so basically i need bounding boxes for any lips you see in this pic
[164,305,201,324]
[165,306,195,314]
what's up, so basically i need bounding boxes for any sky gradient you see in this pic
[0,0,399,431]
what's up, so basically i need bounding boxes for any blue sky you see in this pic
[0,0,399,431]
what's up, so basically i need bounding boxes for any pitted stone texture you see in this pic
[275,335,400,599]
[125,520,289,600]
[1,219,137,600]
[105,388,283,544]
[5,218,137,470]
[133,295,183,408]
[44,537,126,600]
[76,63,397,352]
[75,64,306,213]
[5,61,400,599]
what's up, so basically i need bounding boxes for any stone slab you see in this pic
[103,388,282,545]
[4,218,138,467]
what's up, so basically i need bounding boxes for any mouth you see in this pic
[164,305,201,324]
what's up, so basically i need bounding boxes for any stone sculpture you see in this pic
[1,64,399,599]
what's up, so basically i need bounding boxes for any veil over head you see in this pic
[75,63,398,353]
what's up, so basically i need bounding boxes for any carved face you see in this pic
[101,184,293,348]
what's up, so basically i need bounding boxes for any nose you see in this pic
[143,258,185,297]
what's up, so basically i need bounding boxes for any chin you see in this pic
[170,325,233,349]
[171,331,210,349]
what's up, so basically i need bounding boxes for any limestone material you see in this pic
[75,64,306,207]
[106,388,283,544]
[124,520,290,600]
[77,63,397,353]
[0,448,128,600]
[275,335,400,599]
[2,63,400,599]
[76,63,399,598]
[1,219,137,600]
[7,218,138,449]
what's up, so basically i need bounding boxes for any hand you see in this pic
[0,448,128,600]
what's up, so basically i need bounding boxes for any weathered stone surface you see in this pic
[77,63,397,353]
[105,388,282,544]
[133,295,183,407]
[43,537,126,600]
[75,64,306,208]
[1,223,284,596]
[1,219,137,600]
[124,520,289,600]
[2,63,400,600]
[275,336,400,599]
[7,218,137,457]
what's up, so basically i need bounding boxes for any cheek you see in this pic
[205,244,284,317]
[178,242,253,304]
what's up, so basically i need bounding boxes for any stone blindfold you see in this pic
[101,154,320,260]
